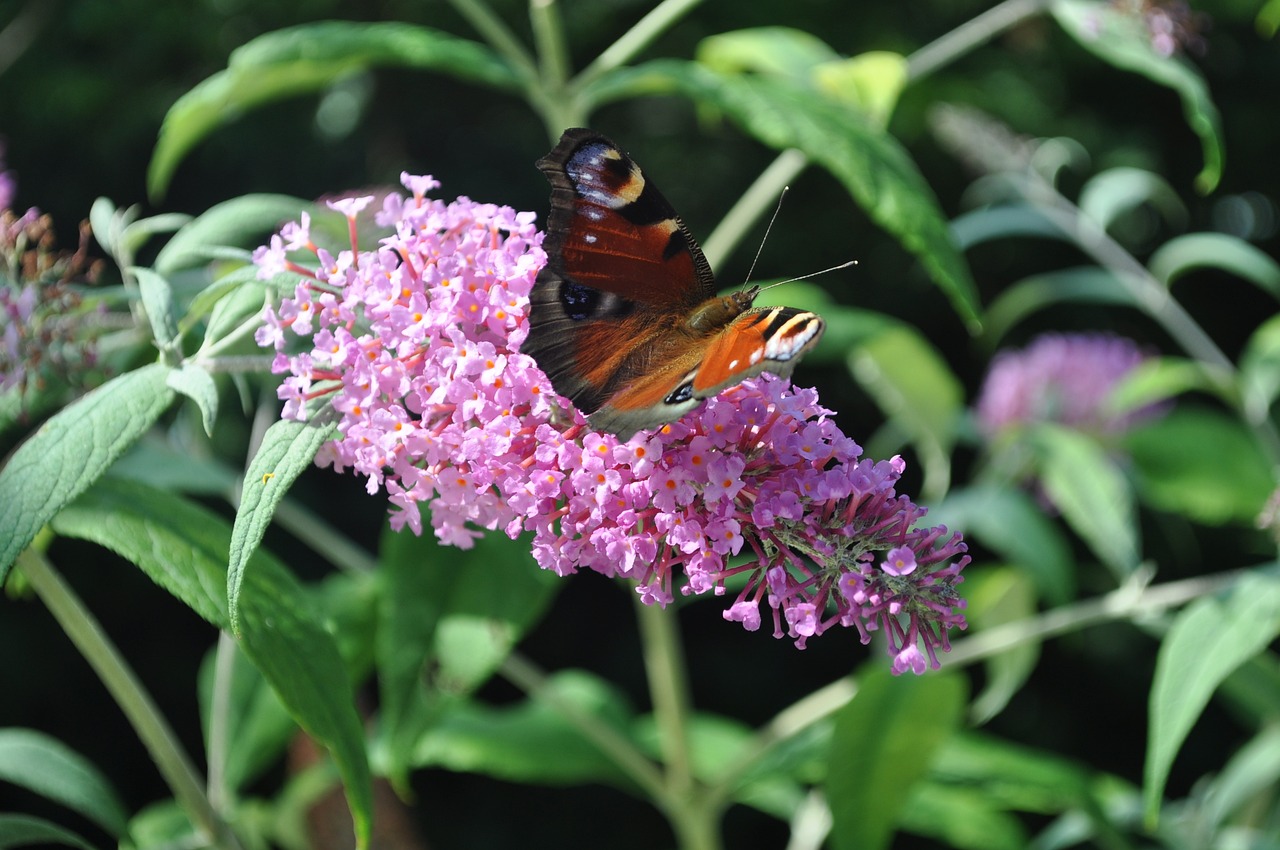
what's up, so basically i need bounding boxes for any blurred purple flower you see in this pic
[976,332,1162,437]
[255,175,969,670]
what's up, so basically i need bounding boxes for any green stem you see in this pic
[529,0,570,91]
[634,599,723,850]
[18,548,243,850]
[577,0,704,84]
[701,148,809,274]
[447,0,539,80]
[206,631,238,813]
[905,0,1053,82]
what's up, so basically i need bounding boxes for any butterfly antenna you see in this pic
[741,186,790,288]
[756,259,859,293]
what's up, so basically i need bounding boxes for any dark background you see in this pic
[2,0,1277,847]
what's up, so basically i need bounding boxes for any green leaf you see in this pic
[1148,232,1280,300]
[849,324,964,469]
[1123,407,1274,525]
[53,477,233,625]
[584,60,981,329]
[931,485,1075,605]
[166,364,219,437]
[235,567,375,849]
[1105,356,1228,417]
[227,414,337,630]
[933,732,1093,813]
[148,22,518,199]
[826,666,967,850]
[180,266,265,338]
[1241,313,1280,422]
[812,52,909,126]
[951,203,1068,250]
[1145,570,1280,822]
[201,273,271,352]
[0,363,174,581]
[124,800,199,850]
[0,729,128,836]
[1199,723,1280,831]
[132,267,179,349]
[120,212,192,260]
[899,784,1027,850]
[1077,166,1186,234]
[154,194,316,276]
[1031,424,1139,578]
[376,527,560,782]
[88,197,121,260]
[411,671,636,787]
[0,814,96,850]
[961,568,1041,724]
[982,267,1140,348]
[1053,0,1224,193]
[696,27,840,82]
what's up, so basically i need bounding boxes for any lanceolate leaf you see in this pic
[227,414,337,629]
[0,729,128,837]
[1145,569,1280,823]
[0,814,96,850]
[148,22,520,199]
[583,60,981,330]
[0,363,174,581]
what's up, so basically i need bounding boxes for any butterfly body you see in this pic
[525,129,825,440]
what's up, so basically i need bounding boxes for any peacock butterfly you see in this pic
[524,128,826,441]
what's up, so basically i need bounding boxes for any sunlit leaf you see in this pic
[813,51,909,125]
[951,204,1068,250]
[696,27,839,82]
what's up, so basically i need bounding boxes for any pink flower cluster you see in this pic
[254,174,968,671]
